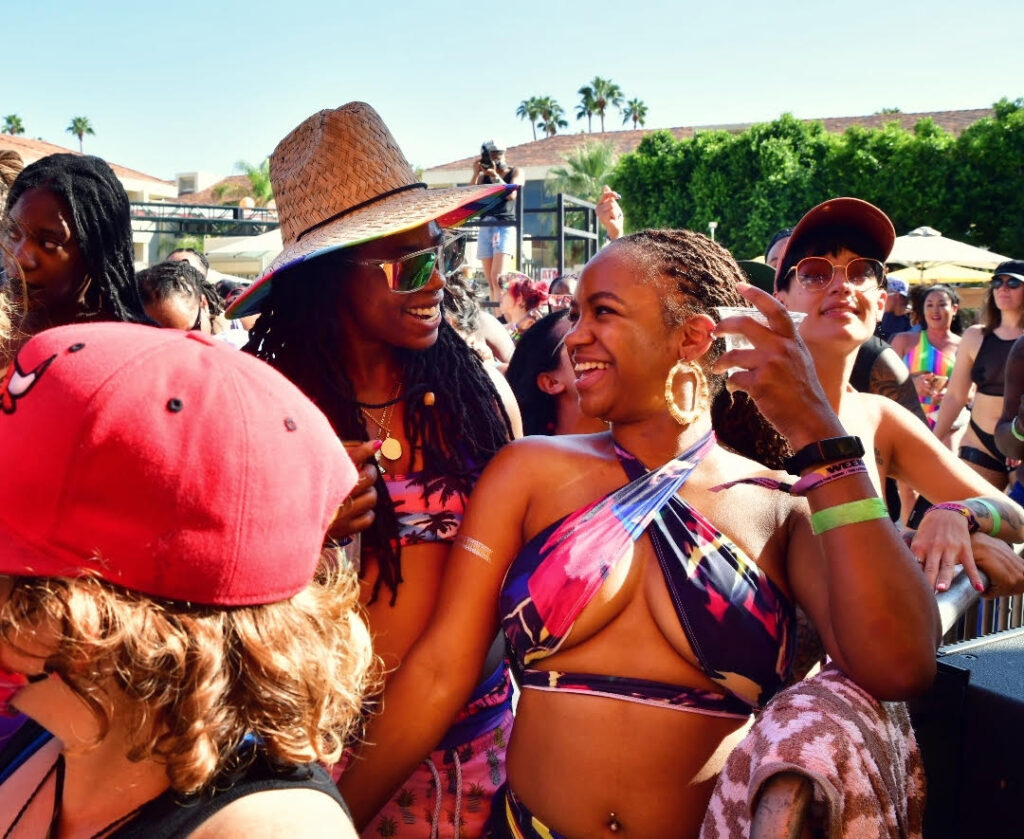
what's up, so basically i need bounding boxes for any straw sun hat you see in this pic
[226,102,514,318]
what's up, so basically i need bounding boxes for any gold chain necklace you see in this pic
[360,383,403,469]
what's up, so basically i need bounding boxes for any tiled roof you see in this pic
[428,108,994,171]
[0,134,173,186]
[176,175,254,205]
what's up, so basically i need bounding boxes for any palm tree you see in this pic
[576,86,596,132]
[516,97,543,141]
[545,141,619,202]
[2,114,24,135]
[235,158,274,206]
[66,116,95,152]
[535,96,568,138]
[586,77,624,132]
[622,98,649,130]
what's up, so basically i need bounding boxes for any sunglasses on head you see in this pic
[341,235,467,293]
[787,256,886,292]
[990,273,1024,290]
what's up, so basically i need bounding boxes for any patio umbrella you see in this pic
[888,226,1009,271]
[888,263,993,285]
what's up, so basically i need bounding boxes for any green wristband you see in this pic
[975,498,1002,538]
[1012,416,1024,443]
[810,497,890,536]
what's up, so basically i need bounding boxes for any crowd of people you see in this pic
[0,101,1021,839]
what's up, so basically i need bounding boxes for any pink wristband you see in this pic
[790,459,867,495]
[925,502,980,534]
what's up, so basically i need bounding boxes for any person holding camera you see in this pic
[471,140,523,303]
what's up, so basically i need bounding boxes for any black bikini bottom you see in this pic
[960,417,1010,473]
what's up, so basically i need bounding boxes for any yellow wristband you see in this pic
[810,497,890,536]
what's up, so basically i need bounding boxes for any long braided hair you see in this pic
[245,260,514,605]
[613,229,791,469]
[4,154,147,326]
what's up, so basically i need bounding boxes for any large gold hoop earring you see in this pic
[664,360,708,427]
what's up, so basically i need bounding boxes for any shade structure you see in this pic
[888,263,993,285]
[205,228,283,259]
[888,226,1009,271]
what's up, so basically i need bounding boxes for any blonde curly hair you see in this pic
[0,550,378,794]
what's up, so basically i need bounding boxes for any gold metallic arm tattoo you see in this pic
[455,535,494,563]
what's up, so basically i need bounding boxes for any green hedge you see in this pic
[610,99,1024,260]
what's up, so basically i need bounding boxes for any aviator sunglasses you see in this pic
[786,256,886,292]
[340,235,467,293]
[990,273,1024,291]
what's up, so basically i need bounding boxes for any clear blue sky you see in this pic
[6,0,1022,182]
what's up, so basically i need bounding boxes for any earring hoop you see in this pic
[664,360,708,427]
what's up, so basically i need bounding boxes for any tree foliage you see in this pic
[2,114,24,135]
[586,77,623,133]
[66,116,95,152]
[545,141,619,203]
[610,102,1024,258]
[534,96,568,137]
[516,97,543,141]
[622,98,648,129]
[235,158,274,206]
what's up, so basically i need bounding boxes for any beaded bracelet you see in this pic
[924,502,980,534]
[810,497,890,536]
[790,459,868,496]
[1012,416,1024,443]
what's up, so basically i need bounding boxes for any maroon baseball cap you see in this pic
[0,323,357,606]
[775,197,896,290]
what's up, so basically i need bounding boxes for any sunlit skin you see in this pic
[891,289,960,405]
[2,188,89,328]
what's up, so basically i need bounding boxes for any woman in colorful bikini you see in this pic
[932,261,1024,489]
[338,226,940,839]
[225,103,522,839]
[890,285,961,428]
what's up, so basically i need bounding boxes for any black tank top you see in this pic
[970,331,1014,396]
[0,721,349,839]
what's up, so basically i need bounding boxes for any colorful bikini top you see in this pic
[903,331,956,419]
[499,432,795,717]
[383,470,467,546]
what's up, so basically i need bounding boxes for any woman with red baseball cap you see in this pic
[0,323,375,837]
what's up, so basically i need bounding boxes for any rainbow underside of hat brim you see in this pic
[225,183,513,318]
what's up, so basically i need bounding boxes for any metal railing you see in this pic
[129,201,279,237]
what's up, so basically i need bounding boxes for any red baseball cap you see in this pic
[0,323,357,606]
[775,197,896,290]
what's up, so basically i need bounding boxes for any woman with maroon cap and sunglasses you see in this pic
[0,323,375,838]
[766,198,1024,597]
[226,103,523,839]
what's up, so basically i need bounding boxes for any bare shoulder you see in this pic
[188,788,356,839]
[959,324,985,354]
[890,331,916,356]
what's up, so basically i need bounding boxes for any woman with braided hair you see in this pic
[338,227,940,838]
[225,103,522,839]
[1,154,148,336]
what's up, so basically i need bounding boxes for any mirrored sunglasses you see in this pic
[341,236,466,293]
[990,273,1024,290]
[788,256,886,292]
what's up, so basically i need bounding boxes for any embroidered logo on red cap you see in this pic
[0,353,56,415]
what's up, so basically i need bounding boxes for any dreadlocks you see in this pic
[137,260,226,320]
[4,154,147,326]
[613,229,791,469]
[244,265,514,605]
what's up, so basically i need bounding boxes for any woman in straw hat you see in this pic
[226,103,522,839]
[336,227,941,839]
[0,323,375,837]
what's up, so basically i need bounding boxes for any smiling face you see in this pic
[2,187,89,324]
[776,247,886,349]
[564,247,684,423]
[923,288,957,332]
[333,222,446,351]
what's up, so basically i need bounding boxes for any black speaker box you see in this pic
[910,627,1024,839]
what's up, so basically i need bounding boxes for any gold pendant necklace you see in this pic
[360,384,403,469]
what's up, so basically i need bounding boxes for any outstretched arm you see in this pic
[337,441,536,828]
